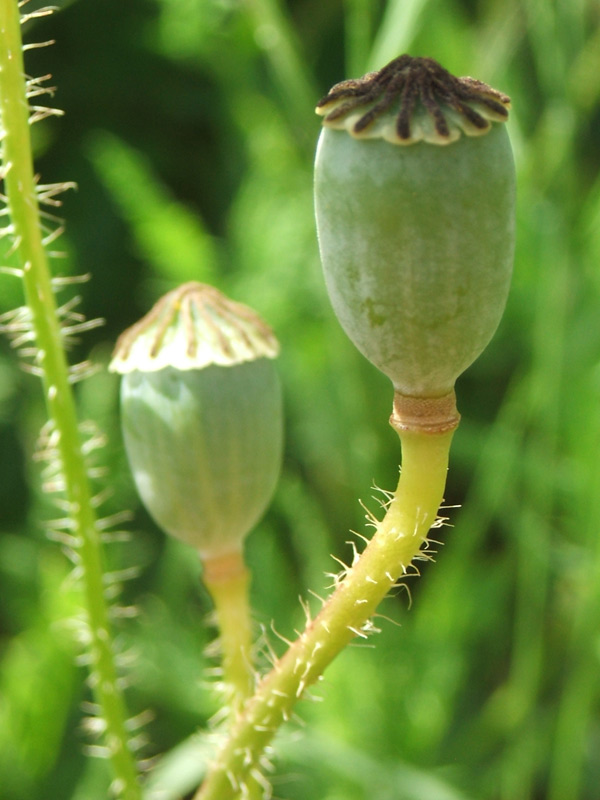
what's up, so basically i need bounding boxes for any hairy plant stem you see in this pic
[0,3,140,797]
[194,425,455,800]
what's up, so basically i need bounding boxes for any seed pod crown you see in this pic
[316,54,510,145]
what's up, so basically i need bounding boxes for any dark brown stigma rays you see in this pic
[316,54,511,143]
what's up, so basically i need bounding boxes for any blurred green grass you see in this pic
[1,0,600,798]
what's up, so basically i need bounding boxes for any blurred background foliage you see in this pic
[1,0,600,798]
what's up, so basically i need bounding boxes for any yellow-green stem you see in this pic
[203,550,255,715]
[203,550,264,800]
[194,425,455,800]
[0,3,140,797]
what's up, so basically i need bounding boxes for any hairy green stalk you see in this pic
[194,424,454,800]
[0,3,140,797]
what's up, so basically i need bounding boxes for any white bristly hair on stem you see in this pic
[0,3,144,797]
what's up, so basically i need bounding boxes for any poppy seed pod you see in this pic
[314,55,516,425]
[110,283,283,559]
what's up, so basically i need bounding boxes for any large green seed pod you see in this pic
[110,283,283,559]
[314,55,516,408]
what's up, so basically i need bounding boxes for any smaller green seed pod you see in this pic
[314,55,516,426]
[110,283,283,559]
